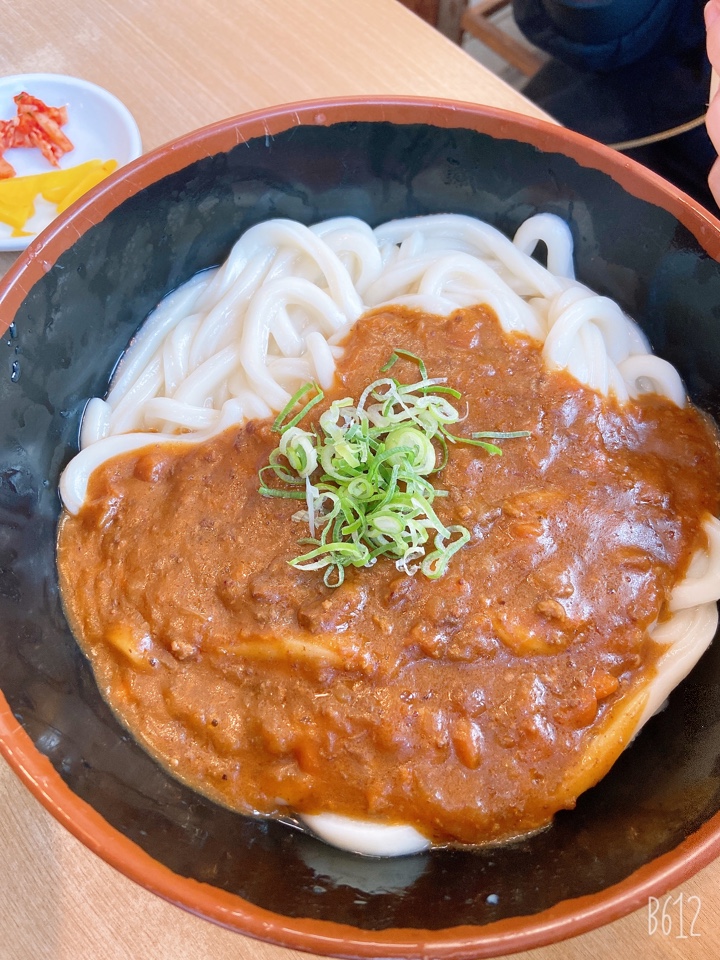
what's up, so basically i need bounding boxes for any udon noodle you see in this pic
[58,213,720,856]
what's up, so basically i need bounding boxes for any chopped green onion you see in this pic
[380,349,428,380]
[258,485,308,500]
[258,350,530,585]
[273,382,325,433]
[444,431,504,456]
[422,525,471,579]
[279,427,318,477]
[384,427,436,475]
[472,430,532,440]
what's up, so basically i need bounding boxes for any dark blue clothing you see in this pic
[515,0,703,74]
[514,0,716,212]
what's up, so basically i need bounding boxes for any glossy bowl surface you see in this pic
[2,97,720,959]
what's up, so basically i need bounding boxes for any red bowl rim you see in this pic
[2,94,720,959]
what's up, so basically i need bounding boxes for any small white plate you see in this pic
[0,73,142,252]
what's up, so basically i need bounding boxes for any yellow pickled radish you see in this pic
[0,158,118,233]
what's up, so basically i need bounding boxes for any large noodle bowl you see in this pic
[57,214,720,856]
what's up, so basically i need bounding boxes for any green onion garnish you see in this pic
[259,352,530,586]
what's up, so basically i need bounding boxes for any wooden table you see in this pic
[0,2,717,958]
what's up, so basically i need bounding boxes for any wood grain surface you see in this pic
[1,1,718,958]
[0,0,547,277]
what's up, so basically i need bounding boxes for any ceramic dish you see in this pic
[2,97,720,959]
[0,73,142,252]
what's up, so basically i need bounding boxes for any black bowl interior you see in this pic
[3,118,720,931]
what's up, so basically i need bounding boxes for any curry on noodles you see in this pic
[56,215,720,854]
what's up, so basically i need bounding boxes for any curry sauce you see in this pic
[57,306,720,846]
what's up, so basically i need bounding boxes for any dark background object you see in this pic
[514,0,718,213]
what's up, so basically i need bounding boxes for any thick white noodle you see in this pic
[79,397,111,447]
[640,602,719,729]
[668,515,720,611]
[627,514,720,736]
[59,213,720,856]
[63,213,688,512]
[512,211,575,280]
[300,813,430,857]
[105,272,213,409]
[619,354,686,408]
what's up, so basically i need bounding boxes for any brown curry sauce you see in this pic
[57,306,720,846]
